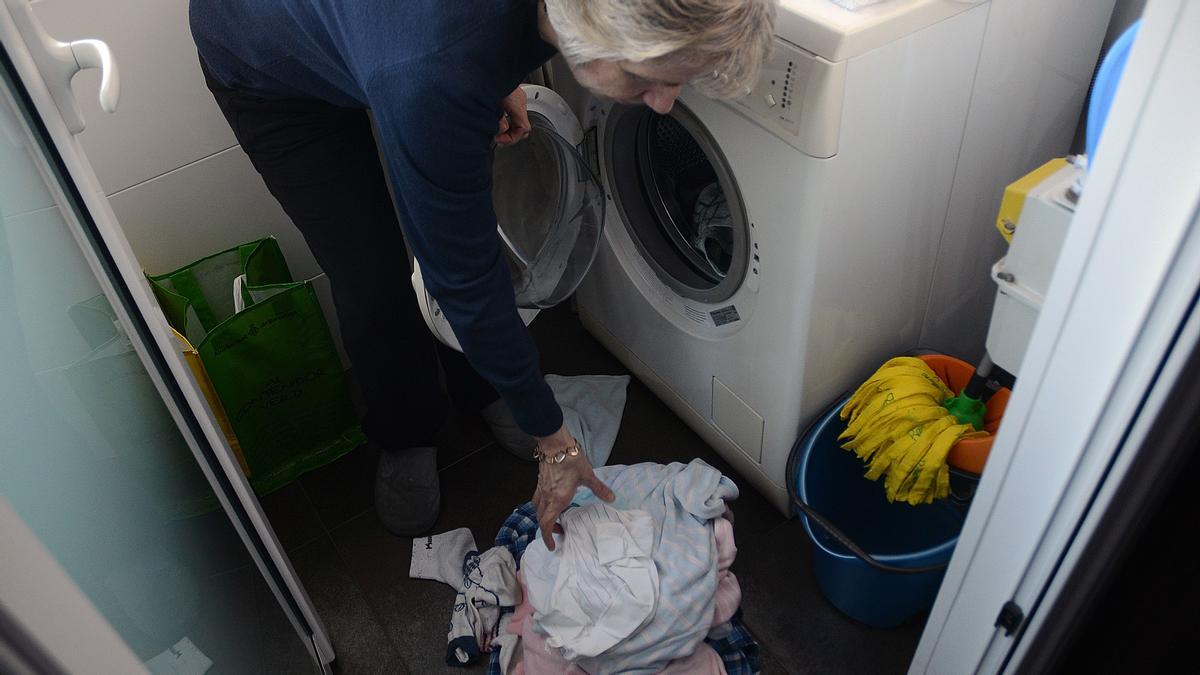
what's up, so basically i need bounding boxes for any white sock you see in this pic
[410,528,477,590]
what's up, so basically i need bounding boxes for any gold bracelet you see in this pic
[533,441,582,464]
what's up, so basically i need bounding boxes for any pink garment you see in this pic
[715,517,737,573]
[512,517,740,675]
[710,517,742,637]
[713,570,742,626]
[509,571,587,675]
[512,602,728,675]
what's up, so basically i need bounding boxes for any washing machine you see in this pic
[554,0,996,513]
[411,0,1086,514]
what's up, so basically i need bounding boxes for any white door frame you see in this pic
[911,0,1200,671]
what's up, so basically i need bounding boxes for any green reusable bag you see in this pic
[148,238,364,495]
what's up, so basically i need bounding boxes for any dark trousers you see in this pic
[201,64,498,451]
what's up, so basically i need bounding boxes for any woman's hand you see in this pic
[494,86,532,147]
[532,425,614,551]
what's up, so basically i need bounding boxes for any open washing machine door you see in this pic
[412,84,604,352]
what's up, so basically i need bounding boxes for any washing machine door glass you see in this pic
[640,113,731,282]
[492,110,604,309]
[604,102,750,304]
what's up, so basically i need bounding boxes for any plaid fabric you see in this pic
[494,501,540,566]
[708,610,761,675]
[486,502,538,675]
[486,502,761,675]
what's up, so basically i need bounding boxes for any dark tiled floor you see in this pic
[255,304,926,674]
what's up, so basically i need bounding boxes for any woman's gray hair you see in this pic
[545,0,777,99]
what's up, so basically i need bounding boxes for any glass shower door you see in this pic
[1,2,332,671]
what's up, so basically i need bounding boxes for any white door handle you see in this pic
[3,0,120,134]
[69,38,120,115]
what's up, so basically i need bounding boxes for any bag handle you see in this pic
[233,272,327,314]
[233,274,248,313]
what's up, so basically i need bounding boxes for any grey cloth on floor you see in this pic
[545,374,630,468]
[447,547,521,666]
[410,528,477,591]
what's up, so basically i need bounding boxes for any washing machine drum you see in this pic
[412,85,603,352]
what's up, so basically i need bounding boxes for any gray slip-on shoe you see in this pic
[374,445,440,536]
[479,399,537,461]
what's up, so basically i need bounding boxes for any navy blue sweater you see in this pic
[190,0,563,436]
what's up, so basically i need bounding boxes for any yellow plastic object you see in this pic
[169,327,252,477]
[995,157,1068,244]
[838,357,986,505]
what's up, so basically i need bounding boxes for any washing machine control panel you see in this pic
[733,38,845,158]
[743,42,808,129]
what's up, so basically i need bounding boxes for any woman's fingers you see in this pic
[539,507,558,551]
[537,488,575,551]
[533,481,555,551]
[531,431,607,552]
[495,86,530,147]
[585,471,615,502]
[495,115,520,147]
[507,106,531,141]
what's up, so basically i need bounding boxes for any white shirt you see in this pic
[521,502,659,660]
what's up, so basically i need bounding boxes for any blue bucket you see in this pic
[787,394,967,628]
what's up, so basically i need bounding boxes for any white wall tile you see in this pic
[107,147,349,365]
[32,0,237,194]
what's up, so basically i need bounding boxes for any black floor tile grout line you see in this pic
[288,529,332,554]
[764,514,799,536]
[294,433,497,536]
[323,529,418,674]
[297,479,339,539]
[289,437,501,554]
[199,562,256,581]
[325,507,377,541]
[438,439,497,473]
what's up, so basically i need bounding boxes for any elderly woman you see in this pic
[190,0,776,545]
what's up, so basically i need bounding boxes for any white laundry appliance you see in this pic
[547,0,995,513]
[544,0,1109,513]
[408,0,1113,513]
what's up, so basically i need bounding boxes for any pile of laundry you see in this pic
[411,459,761,675]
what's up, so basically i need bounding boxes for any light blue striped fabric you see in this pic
[538,459,739,675]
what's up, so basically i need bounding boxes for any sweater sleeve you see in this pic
[365,63,563,437]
